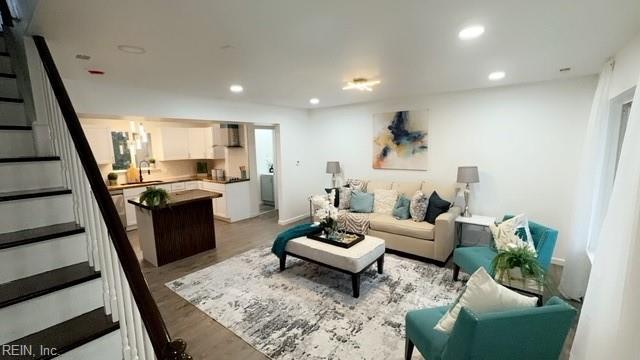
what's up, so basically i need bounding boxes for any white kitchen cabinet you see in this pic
[123,187,147,229]
[188,128,207,159]
[185,181,199,190]
[83,126,114,164]
[156,184,172,192]
[159,127,189,160]
[171,182,186,191]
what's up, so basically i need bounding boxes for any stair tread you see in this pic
[0,124,31,130]
[6,307,119,359]
[0,187,71,202]
[0,156,60,163]
[0,72,16,78]
[0,222,84,250]
[0,262,100,309]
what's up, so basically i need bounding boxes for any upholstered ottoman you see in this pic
[281,235,386,298]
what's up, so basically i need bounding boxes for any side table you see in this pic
[455,215,496,247]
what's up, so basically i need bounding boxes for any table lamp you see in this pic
[326,161,341,188]
[457,166,479,217]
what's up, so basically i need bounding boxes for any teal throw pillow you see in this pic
[350,191,374,213]
[392,195,411,220]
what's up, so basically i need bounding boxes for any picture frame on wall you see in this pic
[372,110,428,171]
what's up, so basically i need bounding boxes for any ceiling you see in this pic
[30,0,640,109]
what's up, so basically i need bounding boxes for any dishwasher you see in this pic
[110,190,127,227]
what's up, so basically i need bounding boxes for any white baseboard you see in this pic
[278,213,309,226]
[551,257,565,266]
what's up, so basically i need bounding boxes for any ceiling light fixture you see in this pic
[230,84,244,93]
[488,71,506,81]
[458,25,485,40]
[117,45,146,54]
[309,98,320,105]
[342,78,381,92]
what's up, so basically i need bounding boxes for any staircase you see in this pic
[0,30,122,358]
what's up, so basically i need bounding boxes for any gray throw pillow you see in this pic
[409,190,429,222]
[338,187,352,210]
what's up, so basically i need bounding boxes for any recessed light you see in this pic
[309,98,320,105]
[117,45,146,54]
[458,25,485,40]
[488,71,506,81]
[230,84,244,93]
[559,67,572,72]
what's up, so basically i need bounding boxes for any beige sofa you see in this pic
[314,180,461,265]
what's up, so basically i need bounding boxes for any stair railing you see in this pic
[0,6,192,358]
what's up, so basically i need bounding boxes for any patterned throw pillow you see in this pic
[409,190,429,222]
[338,187,352,210]
[373,189,398,215]
[346,179,367,192]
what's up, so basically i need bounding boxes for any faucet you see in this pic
[139,160,151,182]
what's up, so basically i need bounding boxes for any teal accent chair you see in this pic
[452,215,558,281]
[405,296,576,360]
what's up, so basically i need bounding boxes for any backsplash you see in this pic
[100,159,219,185]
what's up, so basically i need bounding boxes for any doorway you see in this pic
[254,127,277,213]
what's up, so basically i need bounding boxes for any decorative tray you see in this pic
[307,231,365,249]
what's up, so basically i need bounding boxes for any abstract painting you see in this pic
[372,110,428,170]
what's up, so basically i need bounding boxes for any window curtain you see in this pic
[558,62,614,300]
[570,75,640,358]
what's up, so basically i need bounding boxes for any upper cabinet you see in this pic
[158,127,213,160]
[158,127,189,160]
[82,126,114,164]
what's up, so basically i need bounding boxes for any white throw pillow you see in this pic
[373,189,398,215]
[490,214,536,253]
[434,267,537,334]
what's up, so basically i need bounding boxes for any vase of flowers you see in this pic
[310,192,340,239]
[491,243,545,285]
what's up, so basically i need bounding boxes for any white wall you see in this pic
[307,76,598,261]
[62,79,313,224]
[610,32,640,99]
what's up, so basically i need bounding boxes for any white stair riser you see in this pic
[0,195,74,233]
[0,77,18,98]
[0,233,88,283]
[0,278,103,343]
[0,129,35,157]
[0,101,26,125]
[0,161,63,192]
[0,56,12,73]
[57,328,122,360]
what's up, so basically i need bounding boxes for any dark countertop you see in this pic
[127,189,223,211]
[108,176,250,191]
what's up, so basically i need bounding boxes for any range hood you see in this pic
[219,124,241,147]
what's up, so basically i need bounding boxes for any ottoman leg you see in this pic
[405,338,414,360]
[352,274,361,298]
[279,254,286,271]
[377,255,384,274]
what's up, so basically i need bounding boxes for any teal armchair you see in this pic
[452,215,558,280]
[405,296,576,360]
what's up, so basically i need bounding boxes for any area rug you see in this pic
[166,248,465,360]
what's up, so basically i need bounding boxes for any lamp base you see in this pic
[462,183,472,217]
[462,207,472,218]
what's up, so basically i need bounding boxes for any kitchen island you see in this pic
[128,189,222,266]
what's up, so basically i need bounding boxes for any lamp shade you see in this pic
[457,166,479,183]
[326,161,341,174]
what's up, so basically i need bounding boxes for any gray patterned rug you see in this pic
[166,248,465,360]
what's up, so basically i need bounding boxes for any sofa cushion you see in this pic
[338,210,371,235]
[425,191,451,224]
[373,189,398,215]
[392,181,422,197]
[350,191,374,213]
[366,180,392,192]
[369,213,435,240]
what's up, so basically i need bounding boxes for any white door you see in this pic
[188,128,206,159]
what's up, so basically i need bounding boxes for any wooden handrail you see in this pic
[0,0,12,28]
[31,35,191,359]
